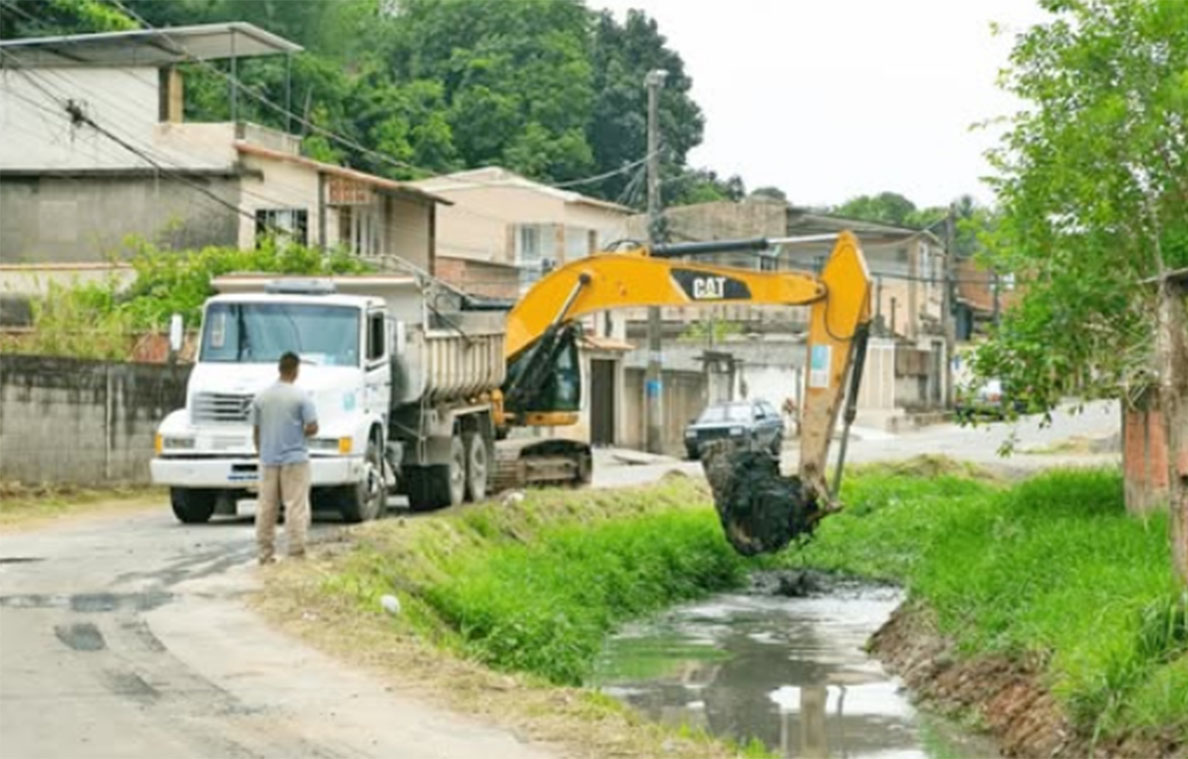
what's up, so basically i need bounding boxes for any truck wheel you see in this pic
[405,437,466,512]
[339,438,387,523]
[442,435,467,506]
[404,467,439,512]
[170,488,216,524]
[464,433,488,502]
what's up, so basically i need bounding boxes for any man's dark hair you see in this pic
[278,352,300,375]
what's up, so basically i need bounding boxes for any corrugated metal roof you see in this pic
[0,23,301,68]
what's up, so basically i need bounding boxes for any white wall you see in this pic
[0,66,235,170]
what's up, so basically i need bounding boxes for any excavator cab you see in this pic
[502,322,583,423]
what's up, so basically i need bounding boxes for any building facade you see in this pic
[0,24,444,287]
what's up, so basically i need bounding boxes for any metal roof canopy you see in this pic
[0,23,301,68]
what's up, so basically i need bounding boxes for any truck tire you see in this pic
[464,432,488,502]
[338,438,387,523]
[170,488,216,524]
[405,467,440,512]
[443,435,467,506]
[406,436,467,511]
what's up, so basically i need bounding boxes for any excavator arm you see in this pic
[500,232,872,518]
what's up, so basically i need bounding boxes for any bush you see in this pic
[13,238,373,359]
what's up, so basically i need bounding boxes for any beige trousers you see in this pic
[257,461,311,561]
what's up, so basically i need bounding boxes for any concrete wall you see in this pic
[386,196,433,273]
[1,174,240,263]
[0,355,189,484]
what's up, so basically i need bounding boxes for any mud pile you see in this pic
[700,441,819,556]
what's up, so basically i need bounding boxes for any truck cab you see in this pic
[151,280,393,524]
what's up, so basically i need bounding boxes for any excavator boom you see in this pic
[499,232,872,553]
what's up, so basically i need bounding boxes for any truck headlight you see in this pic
[311,437,353,454]
[163,435,195,450]
[729,426,744,436]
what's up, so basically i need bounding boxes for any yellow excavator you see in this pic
[490,232,873,555]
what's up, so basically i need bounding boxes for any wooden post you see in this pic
[1157,272,1188,584]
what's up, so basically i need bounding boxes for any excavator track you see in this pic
[493,438,592,492]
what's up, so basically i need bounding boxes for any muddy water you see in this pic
[592,583,997,758]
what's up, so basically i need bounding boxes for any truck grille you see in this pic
[191,392,252,424]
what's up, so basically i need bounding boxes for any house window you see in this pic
[255,208,308,246]
[1001,272,1017,291]
[518,225,541,263]
[919,243,933,283]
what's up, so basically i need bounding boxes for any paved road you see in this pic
[0,508,557,759]
[0,401,1119,758]
[593,400,1122,487]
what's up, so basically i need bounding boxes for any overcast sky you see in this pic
[596,0,1052,209]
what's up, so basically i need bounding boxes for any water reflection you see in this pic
[593,587,993,759]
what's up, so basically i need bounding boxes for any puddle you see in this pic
[591,584,997,758]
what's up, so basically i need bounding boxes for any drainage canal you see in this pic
[592,576,996,758]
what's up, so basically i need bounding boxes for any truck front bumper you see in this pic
[151,456,363,489]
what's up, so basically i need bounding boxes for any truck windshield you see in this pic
[200,303,361,366]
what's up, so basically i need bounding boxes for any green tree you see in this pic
[749,186,787,202]
[834,192,918,227]
[974,0,1188,578]
[586,9,706,204]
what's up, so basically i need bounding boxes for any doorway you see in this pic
[590,359,616,446]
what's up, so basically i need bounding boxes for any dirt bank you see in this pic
[870,602,1185,759]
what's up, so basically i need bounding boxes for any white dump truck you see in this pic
[150,274,505,523]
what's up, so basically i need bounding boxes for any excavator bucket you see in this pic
[700,440,819,556]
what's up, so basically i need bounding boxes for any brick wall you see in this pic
[0,355,190,485]
[1123,390,1172,513]
[435,255,520,299]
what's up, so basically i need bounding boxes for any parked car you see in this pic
[684,399,784,460]
[955,378,1028,420]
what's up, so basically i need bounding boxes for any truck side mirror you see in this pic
[169,313,184,354]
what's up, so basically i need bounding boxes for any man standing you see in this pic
[251,351,318,564]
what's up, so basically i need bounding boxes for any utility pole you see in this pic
[943,204,957,409]
[644,68,667,454]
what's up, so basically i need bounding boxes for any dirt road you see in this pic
[0,508,557,759]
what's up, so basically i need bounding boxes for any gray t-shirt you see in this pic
[250,381,317,466]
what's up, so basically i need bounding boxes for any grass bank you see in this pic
[787,465,1187,745]
[264,461,1185,754]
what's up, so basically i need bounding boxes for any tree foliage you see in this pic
[973,0,1188,413]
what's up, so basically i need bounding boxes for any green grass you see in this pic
[322,479,754,685]
[323,463,1186,743]
[783,467,1187,741]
